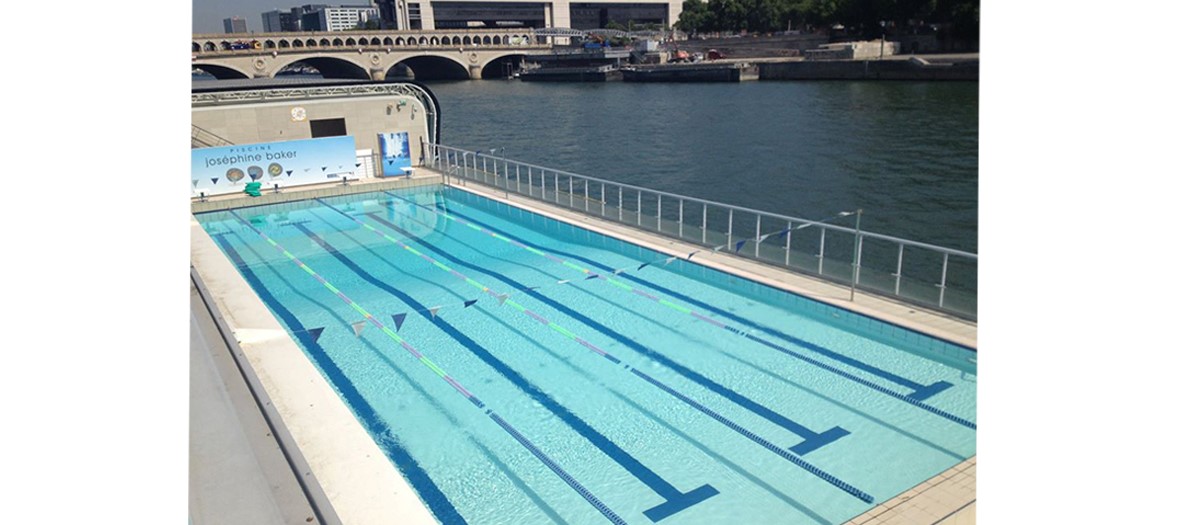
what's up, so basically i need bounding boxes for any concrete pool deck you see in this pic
[189,169,976,525]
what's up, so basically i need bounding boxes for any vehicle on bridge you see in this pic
[229,40,261,51]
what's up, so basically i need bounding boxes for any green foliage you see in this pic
[675,0,713,33]
[672,0,978,42]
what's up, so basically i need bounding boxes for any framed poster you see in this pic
[378,131,412,177]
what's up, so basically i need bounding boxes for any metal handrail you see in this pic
[426,143,978,319]
[433,145,975,259]
[191,124,234,148]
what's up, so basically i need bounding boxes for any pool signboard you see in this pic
[192,136,357,197]
[378,131,411,177]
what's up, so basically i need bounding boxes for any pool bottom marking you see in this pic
[361,207,852,456]
[398,193,954,402]
[309,198,872,503]
[426,200,973,428]
[363,204,856,451]
[226,211,629,525]
[213,232,469,525]
[297,221,719,522]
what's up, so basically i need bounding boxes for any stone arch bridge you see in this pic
[193,29,549,80]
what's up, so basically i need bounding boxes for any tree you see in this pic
[676,0,713,34]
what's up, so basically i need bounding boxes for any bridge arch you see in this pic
[391,54,470,81]
[271,56,370,80]
[430,36,440,46]
[264,40,277,49]
[395,37,405,46]
[346,37,356,46]
[478,52,527,79]
[383,37,393,46]
[462,36,471,46]
[359,37,370,46]
[331,37,343,46]
[192,62,251,80]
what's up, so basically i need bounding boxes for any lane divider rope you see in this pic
[386,192,975,430]
[227,209,628,525]
[311,198,874,504]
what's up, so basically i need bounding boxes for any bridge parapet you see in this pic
[193,29,547,56]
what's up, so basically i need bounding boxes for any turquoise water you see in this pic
[196,184,976,525]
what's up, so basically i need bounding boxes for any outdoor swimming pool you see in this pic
[195,184,977,525]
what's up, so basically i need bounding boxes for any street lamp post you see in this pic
[879,21,886,60]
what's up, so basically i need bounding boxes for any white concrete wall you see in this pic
[192,94,431,166]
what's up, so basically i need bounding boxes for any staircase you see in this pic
[192,124,234,148]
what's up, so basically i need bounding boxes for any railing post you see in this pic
[618,186,623,221]
[583,179,589,211]
[637,190,643,227]
[702,203,708,244]
[938,252,949,308]
[754,214,761,257]
[818,227,826,275]
[678,198,684,238]
[726,209,733,250]
[851,209,863,301]
[785,221,793,266]
[895,244,905,296]
[568,176,573,207]
[528,166,533,196]
[600,183,605,215]
[516,164,521,193]
[657,194,663,232]
[540,170,546,199]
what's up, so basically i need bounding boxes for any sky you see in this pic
[193,0,319,34]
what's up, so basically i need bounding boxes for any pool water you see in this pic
[196,185,977,525]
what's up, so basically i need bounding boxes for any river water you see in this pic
[425,80,978,254]
[193,73,978,309]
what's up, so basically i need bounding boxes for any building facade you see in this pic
[223,16,248,33]
[261,4,381,32]
[262,9,301,32]
[372,0,682,31]
[318,5,381,31]
[249,1,683,34]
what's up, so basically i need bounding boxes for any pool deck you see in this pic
[189,169,976,525]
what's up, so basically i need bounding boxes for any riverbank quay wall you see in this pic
[759,56,978,81]
[675,33,830,58]
[623,63,758,82]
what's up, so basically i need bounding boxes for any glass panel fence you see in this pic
[428,144,977,320]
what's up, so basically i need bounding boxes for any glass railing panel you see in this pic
[897,274,944,311]
[430,144,977,319]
